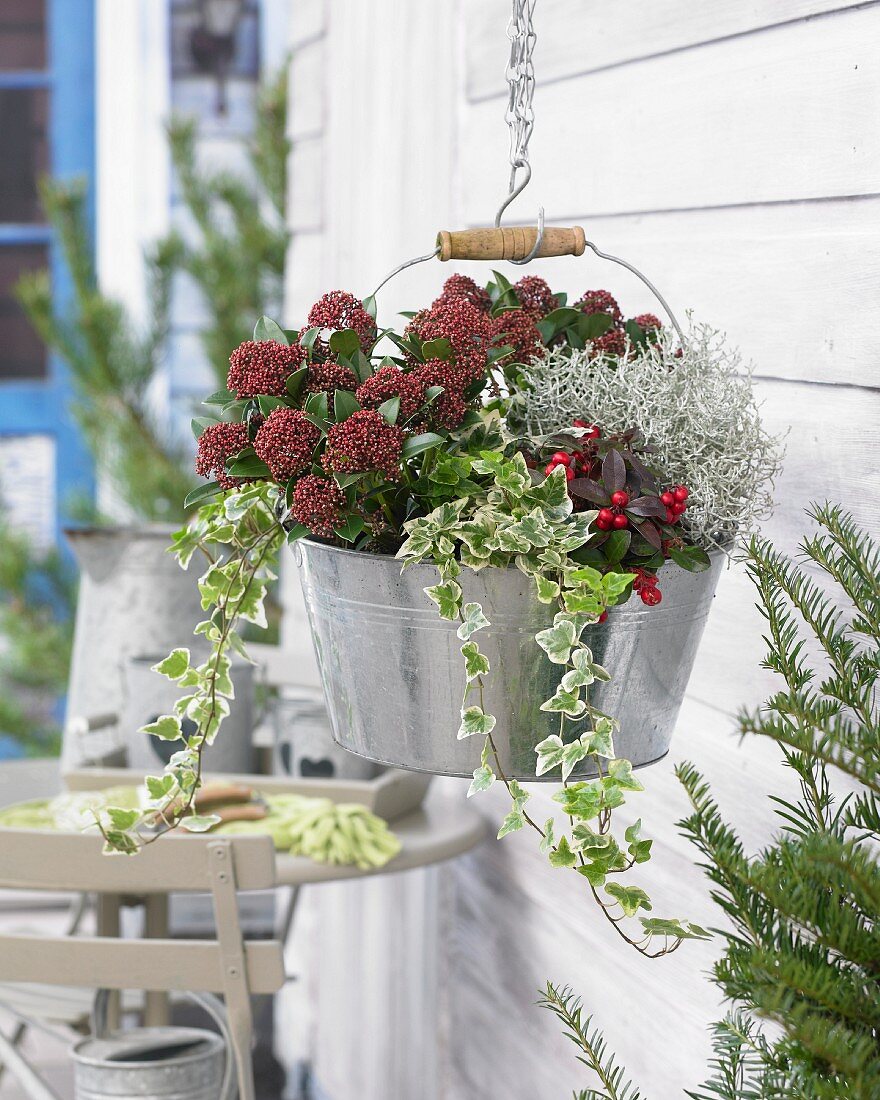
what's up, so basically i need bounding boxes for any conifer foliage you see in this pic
[545,504,880,1099]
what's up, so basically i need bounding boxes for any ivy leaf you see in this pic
[534,574,561,603]
[549,834,577,868]
[539,817,556,854]
[497,809,525,839]
[640,917,710,941]
[605,883,652,918]
[254,316,288,344]
[457,602,490,640]
[467,765,495,797]
[425,579,462,620]
[625,819,653,864]
[582,717,615,758]
[180,814,222,833]
[141,715,183,741]
[540,687,586,717]
[106,807,140,831]
[576,861,608,888]
[535,617,577,664]
[102,831,139,856]
[553,781,603,820]
[607,758,645,791]
[602,571,636,601]
[561,739,588,780]
[508,779,530,812]
[535,735,565,776]
[145,774,176,802]
[151,648,190,682]
[458,706,496,739]
[460,641,490,680]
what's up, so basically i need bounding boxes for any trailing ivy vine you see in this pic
[398,453,709,955]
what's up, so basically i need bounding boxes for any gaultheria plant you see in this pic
[510,322,783,550]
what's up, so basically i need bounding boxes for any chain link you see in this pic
[503,0,537,193]
[495,0,543,262]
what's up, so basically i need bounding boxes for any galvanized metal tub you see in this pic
[294,540,724,780]
[72,1027,225,1100]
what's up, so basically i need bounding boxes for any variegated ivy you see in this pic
[97,483,284,854]
[398,453,708,956]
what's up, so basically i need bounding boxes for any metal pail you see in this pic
[72,1027,225,1100]
[294,540,724,780]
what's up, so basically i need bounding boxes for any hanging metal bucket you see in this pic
[71,1027,226,1100]
[294,539,724,780]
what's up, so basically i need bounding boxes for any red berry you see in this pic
[551,451,571,466]
[565,466,576,481]
[612,513,629,529]
[598,610,608,624]
[544,462,557,476]
[673,500,687,515]
[595,517,612,531]
[640,586,662,606]
[597,507,614,526]
[673,485,689,502]
[610,490,629,508]
[660,491,674,507]
[573,418,587,428]
[665,508,676,524]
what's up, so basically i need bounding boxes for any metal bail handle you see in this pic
[437,225,586,263]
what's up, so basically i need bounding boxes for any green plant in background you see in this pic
[544,504,880,1098]
[164,67,289,387]
[0,519,76,755]
[15,69,290,521]
[17,179,194,522]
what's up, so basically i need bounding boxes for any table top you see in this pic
[274,791,488,886]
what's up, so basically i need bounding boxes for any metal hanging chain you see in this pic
[495,0,544,264]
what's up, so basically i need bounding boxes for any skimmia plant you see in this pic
[96,272,756,956]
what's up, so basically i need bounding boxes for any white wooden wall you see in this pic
[282,3,880,1096]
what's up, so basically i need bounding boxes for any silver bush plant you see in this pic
[510,321,784,549]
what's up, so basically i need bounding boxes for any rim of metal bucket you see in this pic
[71,1028,225,1069]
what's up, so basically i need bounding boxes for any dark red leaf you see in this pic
[626,495,667,518]
[601,449,626,493]
[569,479,610,506]
[632,518,662,549]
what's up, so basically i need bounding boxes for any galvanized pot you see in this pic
[71,1027,226,1100]
[295,540,724,780]
[63,526,205,769]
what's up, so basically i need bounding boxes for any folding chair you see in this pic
[0,826,285,1100]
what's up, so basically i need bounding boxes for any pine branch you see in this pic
[539,983,646,1100]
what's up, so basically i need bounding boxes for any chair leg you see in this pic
[0,1025,61,1100]
[208,840,256,1100]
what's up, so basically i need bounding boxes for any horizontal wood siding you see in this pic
[283,2,879,1096]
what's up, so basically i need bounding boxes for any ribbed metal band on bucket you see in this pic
[294,541,725,780]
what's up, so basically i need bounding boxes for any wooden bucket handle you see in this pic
[436,226,585,263]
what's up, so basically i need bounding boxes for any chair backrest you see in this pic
[0,829,285,997]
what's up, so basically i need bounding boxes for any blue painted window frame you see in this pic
[0,0,96,544]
